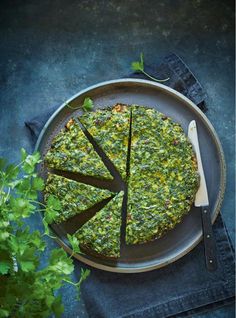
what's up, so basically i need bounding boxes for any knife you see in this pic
[188,120,217,271]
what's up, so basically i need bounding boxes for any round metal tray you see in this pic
[35,79,226,273]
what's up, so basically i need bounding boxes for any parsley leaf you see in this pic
[52,296,65,318]
[22,151,41,174]
[32,176,45,191]
[18,247,39,272]
[131,53,169,83]
[66,97,94,112]
[67,234,81,254]
[0,250,12,275]
[49,249,74,275]
[82,97,94,112]
[20,147,28,161]
[10,197,36,218]
[5,164,19,181]
[131,52,144,72]
[44,195,61,224]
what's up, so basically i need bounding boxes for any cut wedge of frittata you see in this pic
[79,104,130,180]
[126,106,199,244]
[45,119,112,180]
[75,191,124,258]
[44,173,115,223]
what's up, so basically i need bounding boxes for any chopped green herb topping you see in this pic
[75,192,124,258]
[45,119,112,180]
[44,174,114,223]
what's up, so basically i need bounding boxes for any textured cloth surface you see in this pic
[25,54,235,318]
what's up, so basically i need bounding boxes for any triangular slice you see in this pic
[44,173,115,223]
[79,104,130,180]
[75,191,124,258]
[45,118,112,180]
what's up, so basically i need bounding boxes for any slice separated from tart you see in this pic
[79,104,130,180]
[44,173,115,223]
[126,106,199,244]
[45,119,112,180]
[75,191,124,258]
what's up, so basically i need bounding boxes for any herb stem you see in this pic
[29,200,46,207]
[141,70,169,83]
[43,233,57,239]
[62,279,80,287]
[66,103,80,110]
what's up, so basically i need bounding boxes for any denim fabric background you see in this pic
[0,0,235,317]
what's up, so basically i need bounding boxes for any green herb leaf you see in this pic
[32,176,45,191]
[44,195,61,224]
[0,250,12,275]
[49,249,74,275]
[52,296,65,318]
[131,52,144,72]
[66,97,94,112]
[22,151,41,174]
[18,247,39,272]
[10,197,36,218]
[131,53,169,82]
[30,230,46,251]
[21,148,28,161]
[0,309,9,318]
[5,164,19,181]
[82,97,94,112]
[0,231,10,241]
[67,234,81,254]
[47,194,61,211]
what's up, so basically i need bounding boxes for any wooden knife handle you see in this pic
[201,206,218,271]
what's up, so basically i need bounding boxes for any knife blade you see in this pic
[188,120,217,271]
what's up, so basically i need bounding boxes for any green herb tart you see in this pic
[45,119,112,180]
[45,173,114,223]
[75,191,124,258]
[43,104,199,257]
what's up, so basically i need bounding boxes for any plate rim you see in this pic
[35,78,226,273]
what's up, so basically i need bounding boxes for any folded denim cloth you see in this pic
[25,54,234,318]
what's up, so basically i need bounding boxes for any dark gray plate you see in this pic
[35,79,226,273]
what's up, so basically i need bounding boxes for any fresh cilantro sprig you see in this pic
[131,53,169,83]
[0,149,90,318]
[66,97,94,112]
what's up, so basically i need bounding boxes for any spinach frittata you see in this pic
[126,106,199,244]
[45,173,114,223]
[43,104,199,256]
[75,191,124,258]
[45,118,112,180]
[79,104,130,179]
